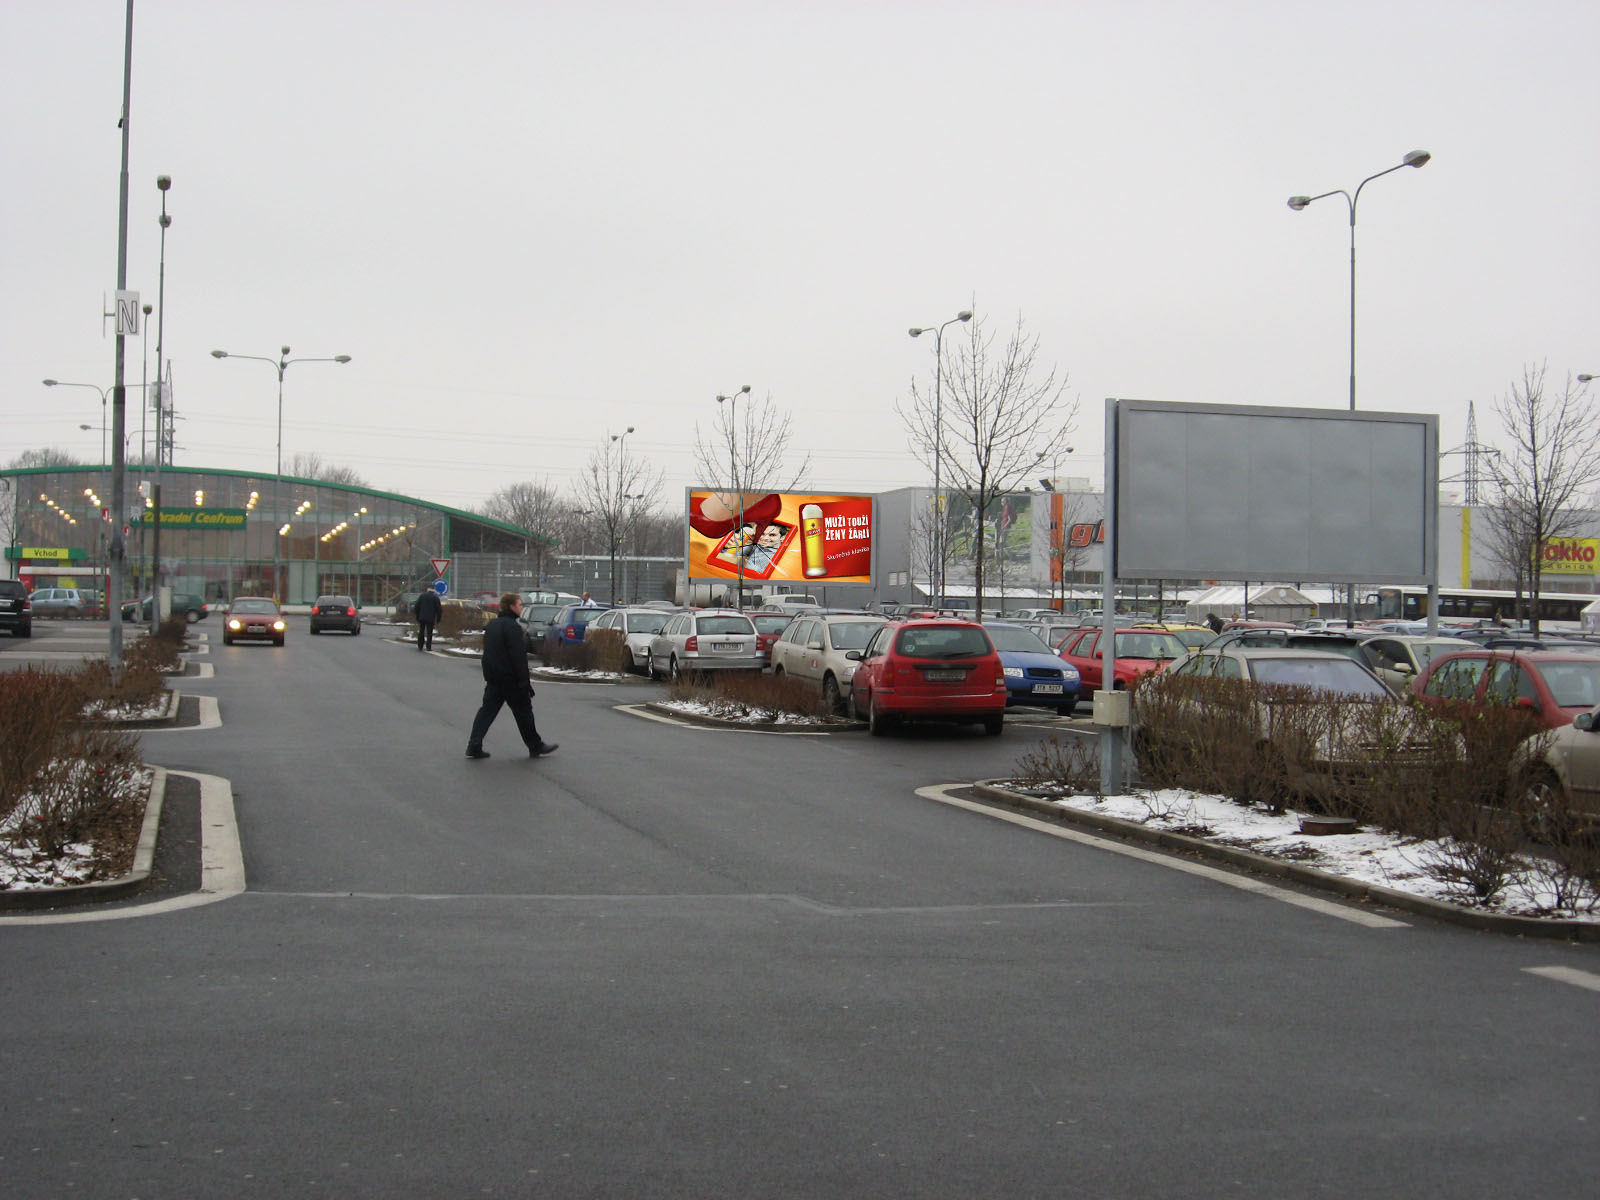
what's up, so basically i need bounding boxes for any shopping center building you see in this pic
[0,464,545,607]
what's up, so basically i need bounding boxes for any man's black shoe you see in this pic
[465,747,491,759]
[529,742,559,758]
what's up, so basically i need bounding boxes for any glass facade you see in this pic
[1,465,530,608]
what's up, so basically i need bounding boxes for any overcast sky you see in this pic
[4,0,1595,516]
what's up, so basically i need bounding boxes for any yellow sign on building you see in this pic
[1540,537,1600,576]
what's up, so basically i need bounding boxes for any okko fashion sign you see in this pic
[686,491,874,584]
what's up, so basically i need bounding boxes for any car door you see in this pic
[789,620,819,683]
[1563,708,1600,811]
[850,626,890,712]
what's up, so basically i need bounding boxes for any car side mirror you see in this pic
[1578,711,1597,733]
[844,650,862,660]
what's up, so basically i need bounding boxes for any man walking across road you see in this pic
[466,593,558,760]
[414,587,443,651]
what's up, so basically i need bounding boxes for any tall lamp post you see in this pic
[908,309,972,608]
[607,426,635,604]
[1288,149,1429,622]
[211,347,351,602]
[715,385,753,609]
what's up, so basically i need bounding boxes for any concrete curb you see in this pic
[0,766,167,910]
[970,779,1600,943]
[641,701,864,734]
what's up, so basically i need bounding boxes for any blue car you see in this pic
[985,622,1081,714]
[541,602,613,657]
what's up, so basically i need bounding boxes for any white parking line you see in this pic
[1523,966,1600,994]
[916,783,1409,929]
[0,771,244,925]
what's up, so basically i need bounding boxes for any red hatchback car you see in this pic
[1411,648,1600,730]
[847,618,1007,736]
[1056,626,1188,691]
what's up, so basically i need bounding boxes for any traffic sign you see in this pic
[431,558,450,578]
[432,579,448,596]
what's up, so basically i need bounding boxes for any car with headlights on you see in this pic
[647,609,763,679]
[847,618,1008,736]
[769,613,887,713]
[223,596,287,646]
[309,594,361,635]
[984,622,1081,714]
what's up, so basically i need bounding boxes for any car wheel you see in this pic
[1519,767,1569,841]
[772,665,784,678]
[273,636,285,647]
[66,607,80,619]
[822,674,842,714]
[18,624,31,638]
[669,655,683,682]
[186,610,200,623]
[868,696,895,737]
[310,625,321,635]
[983,714,1004,736]
[353,625,361,636]
[223,634,233,646]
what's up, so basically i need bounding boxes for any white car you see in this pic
[586,605,679,673]
[1522,703,1600,827]
[768,613,887,712]
[647,609,764,679]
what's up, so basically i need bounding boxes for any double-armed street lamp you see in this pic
[715,385,754,609]
[211,346,351,600]
[1286,150,1431,411]
[908,309,972,606]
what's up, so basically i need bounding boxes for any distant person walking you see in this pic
[466,593,558,760]
[414,588,443,651]
[579,591,599,608]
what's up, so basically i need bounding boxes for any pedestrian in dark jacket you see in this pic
[466,593,558,760]
[414,588,443,650]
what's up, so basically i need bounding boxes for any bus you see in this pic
[1373,585,1597,629]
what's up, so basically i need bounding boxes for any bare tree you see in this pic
[897,313,1077,616]
[1482,364,1600,633]
[480,479,563,581]
[8,448,84,469]
[691,390,811,494]
[283,451,369,488]
[573,436,666,604]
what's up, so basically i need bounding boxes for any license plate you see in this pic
[713,642,740,652]
[924,669,965,681]
[1033,683,1063,694]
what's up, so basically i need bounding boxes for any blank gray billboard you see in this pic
[1113,400,1438,585]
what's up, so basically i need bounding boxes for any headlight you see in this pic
[272,620,286,631]
[1003,666,1024,678]
[1062,666,1080,681]
[227,618,242,630]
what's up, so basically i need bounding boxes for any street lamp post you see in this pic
[151,174,171,635]
[211,347,351,602]
[608,427,635,604]
[1288,149,1429,622]
[45,379,150,600]
[715,385,753,609]
[908,309,972,608]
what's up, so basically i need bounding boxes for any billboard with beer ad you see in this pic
[685,490,874,584]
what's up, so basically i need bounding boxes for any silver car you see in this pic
[647,609,763,680]
[1359,634,1476,692]
[769,613,887,713]
[1521,703,1600,827]
[587,605,680,673]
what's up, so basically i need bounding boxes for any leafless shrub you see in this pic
[667,671,832,721]
[1013,734,1101,796]
[0,667,81,820]
[15,724,143,861]
[582,629,634,675]
[438,604,489,640]
[1415,808,1524,902]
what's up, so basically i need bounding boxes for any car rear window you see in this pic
[894,626,993,659]
[752,615,793,633]
[697,616,756,635]
[626,613,670,634]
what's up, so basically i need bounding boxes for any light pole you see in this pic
[1287,150,1430,411]
[211,347,351,602]
[1288,149,1429,622]
[44,380,110,474]
[715,385,753,609]
[909,309,972,608]
[149,174,172,634]
[607,426,635,604]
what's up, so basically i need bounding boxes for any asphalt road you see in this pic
[2,618,1597,1198]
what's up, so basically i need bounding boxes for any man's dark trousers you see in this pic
[467,683,541,751]
[418,622,436,650]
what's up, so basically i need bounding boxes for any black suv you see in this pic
[0,579,32,638]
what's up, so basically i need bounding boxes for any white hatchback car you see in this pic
[586,605,680,673]
[647,609,764,680]
[769,613,887,713]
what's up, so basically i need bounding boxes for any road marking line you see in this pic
[0,770,245,925]
[916,784,1408,929]
[1523,966,1600,993]
[139,694,221,731]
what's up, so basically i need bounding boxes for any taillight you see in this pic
[565,624,578,638]
[685,635,699,651]
[346,606,356,616]
[995,667,1007,691]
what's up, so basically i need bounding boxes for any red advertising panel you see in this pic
[686,490,874,585]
